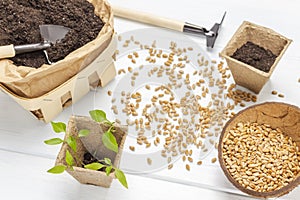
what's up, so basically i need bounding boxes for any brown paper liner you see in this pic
[220,21,292,94]
[56,115,127,187]
[218,102,300,198]
[0,0,114,98]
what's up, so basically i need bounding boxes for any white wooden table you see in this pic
[0,0,299,199]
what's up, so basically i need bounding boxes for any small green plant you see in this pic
[89,110,119,153]
[44,110,128,189]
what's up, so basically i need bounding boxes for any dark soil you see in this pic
[83,152,99,165]
[0,0,104,68]
[83,152,105,171]
[231,41,277,73]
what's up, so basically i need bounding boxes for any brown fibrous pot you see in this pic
[218,102,300,198]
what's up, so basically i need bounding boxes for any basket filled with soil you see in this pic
[218,102,300,198]
[220,21,292,94]
[0,0,116,122]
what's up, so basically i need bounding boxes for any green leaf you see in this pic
[105,166,112,176]
[66,136,77,152]
[89,110,107,122]
[78,129,90,137]
[102,131,118,153]
[104,157,112,165]
[115,169,128,189]
[84,162,105,171]
[65,150,74,166]
[69,165,74,171]
[47,165,66,174]
[51,121,66,133]
[44,138,64,145]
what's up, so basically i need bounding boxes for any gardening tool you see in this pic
[0,24,70,63]
[113,6,226,48]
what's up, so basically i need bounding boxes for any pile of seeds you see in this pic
[111,34,258,171]
[227,83,257,107]
[222,122,300,192]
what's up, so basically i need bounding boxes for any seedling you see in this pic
[44,110,128,189]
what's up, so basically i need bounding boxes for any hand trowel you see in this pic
[0,24,70,61]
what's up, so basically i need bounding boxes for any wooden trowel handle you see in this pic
[0,44,16,59]
[113,5,185,32]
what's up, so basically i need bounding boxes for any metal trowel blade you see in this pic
[39,24,70,44]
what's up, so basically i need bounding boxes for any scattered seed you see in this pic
[116,38,252,173]
[133,51,139,58]
[129,146,135,151]
[118,35,122,41]
[271,90,278,95]
[278,93,285,98]
[118,69,126,75]
[107,90,112,96]
[211,157,217,163]
[147,158,152,165]
[113,108,118,115]
[197,161,203,165]
[214,143,218,149]
[162,54,168,58]
[186,164,190,171]
[188,157,193,163]
[137,140,143,145]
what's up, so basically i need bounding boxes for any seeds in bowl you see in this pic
[221,122,300,193]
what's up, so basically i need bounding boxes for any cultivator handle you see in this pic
[113,5,185,32]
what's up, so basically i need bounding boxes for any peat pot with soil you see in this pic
[45,110,128,188]
[220,21,291,94]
